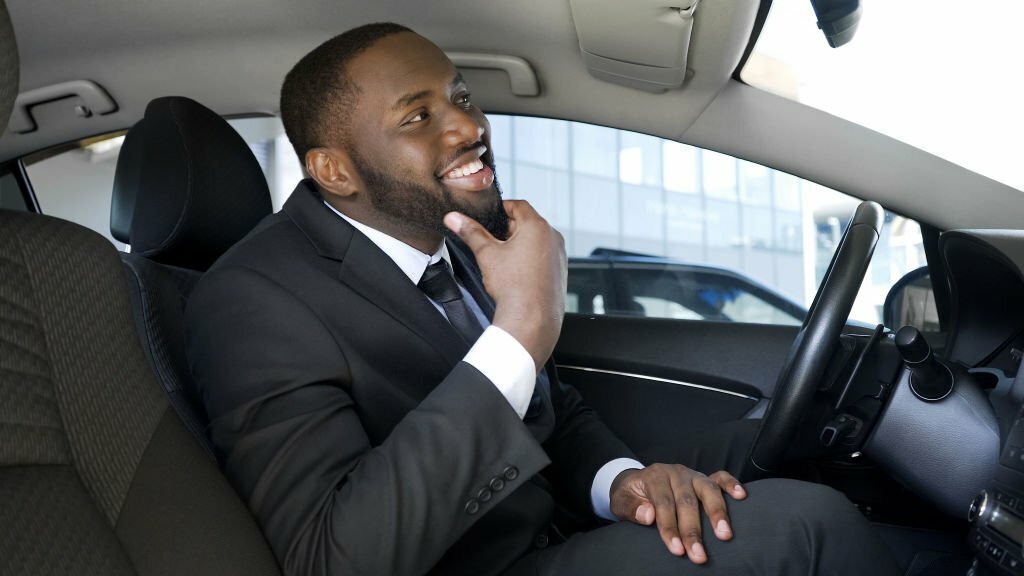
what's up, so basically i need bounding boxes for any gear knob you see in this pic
[895,326,954,401]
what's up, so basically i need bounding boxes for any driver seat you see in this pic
[0,3,280,574]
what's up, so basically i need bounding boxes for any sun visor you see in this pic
[569,0,699,93]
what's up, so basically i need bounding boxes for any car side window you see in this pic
[611,265,803,325]
[0,170,27,211]
[489,115,925,327]
[565,265,611,314]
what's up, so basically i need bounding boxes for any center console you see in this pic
[968,406,1024,575]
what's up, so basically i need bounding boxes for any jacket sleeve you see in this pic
[541,360,637,519]
[185,266,551,576]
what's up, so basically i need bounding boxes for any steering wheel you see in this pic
[745,201,885,477]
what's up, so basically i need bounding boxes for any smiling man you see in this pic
[185,23,900,576]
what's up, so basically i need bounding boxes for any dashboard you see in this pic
[932,230,1024,575]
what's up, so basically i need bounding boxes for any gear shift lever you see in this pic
[895,326,954,401]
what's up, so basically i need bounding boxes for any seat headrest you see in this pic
[0,1,19,132]
[111,96,272,271]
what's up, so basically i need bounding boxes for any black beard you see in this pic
[353,149,509,241]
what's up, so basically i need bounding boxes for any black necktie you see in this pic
[418,258,544,417]
[418,259,484,346]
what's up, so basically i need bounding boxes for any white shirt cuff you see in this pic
[591,458,644,521]
[464,325,536,419]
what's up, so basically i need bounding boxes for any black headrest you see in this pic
[111,96,272,270]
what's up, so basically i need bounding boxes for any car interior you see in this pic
[2,1,1023,575]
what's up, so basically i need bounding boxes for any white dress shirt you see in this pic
[325,202,642,520]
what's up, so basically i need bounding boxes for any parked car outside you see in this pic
[568,248,805,325]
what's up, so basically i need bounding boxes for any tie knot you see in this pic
[418,259,463,303]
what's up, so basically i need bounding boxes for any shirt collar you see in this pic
[323,201,449,285]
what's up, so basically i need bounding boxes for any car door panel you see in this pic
[554,314,798,454]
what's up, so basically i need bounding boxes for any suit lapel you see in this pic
[283,180,469,367]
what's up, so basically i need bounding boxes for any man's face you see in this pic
[342,32,508,240]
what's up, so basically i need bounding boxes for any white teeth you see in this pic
[447,158,484,178]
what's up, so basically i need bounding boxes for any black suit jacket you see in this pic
[185,180,634,576]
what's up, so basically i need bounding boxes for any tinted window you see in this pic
[613,266,803,325]
[566,266,611,315]
[0,170,27,211]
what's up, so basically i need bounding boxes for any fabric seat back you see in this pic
[0,210,280,575]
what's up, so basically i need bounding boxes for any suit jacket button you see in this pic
[533,533,550,548]
[489,477,506,491]
[465,499,480,515]
[477,488,492,503]
[502,466,519,481]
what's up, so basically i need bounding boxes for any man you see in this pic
[185,22,900,576]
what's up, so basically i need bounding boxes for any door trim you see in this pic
[557,364,760,401]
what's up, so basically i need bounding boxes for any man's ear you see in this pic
[306,147,360,199]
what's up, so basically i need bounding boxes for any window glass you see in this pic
[621,184,664,249]
[702,151,738,200]
[25,134,128,248]
[23,117,304,250]
[608,266,803,325]
[665,193,703,260]
[572,123,617,179]
[743,205,773,249]
[492,115,926,327]
[0,170,27,211]
[721,292,802,326]
[663,141,698,194]
[620,132,662,187]
[565,266,611,315]
[740,162,771,205]
[633,297,703,321]
[488,114,512,163]
[571,174,618,255]
[516,165,571,229]
[514,117,569,168]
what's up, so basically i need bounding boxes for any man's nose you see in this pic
[441,107,484,148]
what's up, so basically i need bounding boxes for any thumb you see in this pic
[444,212,496,253]
[612,490,655,525]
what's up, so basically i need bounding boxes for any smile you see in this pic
[444,158,485,179]
[439,152,495,192]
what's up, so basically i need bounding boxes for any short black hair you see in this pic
[280,22,413,164]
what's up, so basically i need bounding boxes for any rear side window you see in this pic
[0,170,27,211]
[24,134,127,248]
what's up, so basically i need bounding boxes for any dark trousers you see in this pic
[504,419,902,576]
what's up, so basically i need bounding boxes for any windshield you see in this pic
[742,1,1024,192]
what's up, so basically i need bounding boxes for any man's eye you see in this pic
[406,112,428,124]
[456,93,472,108]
